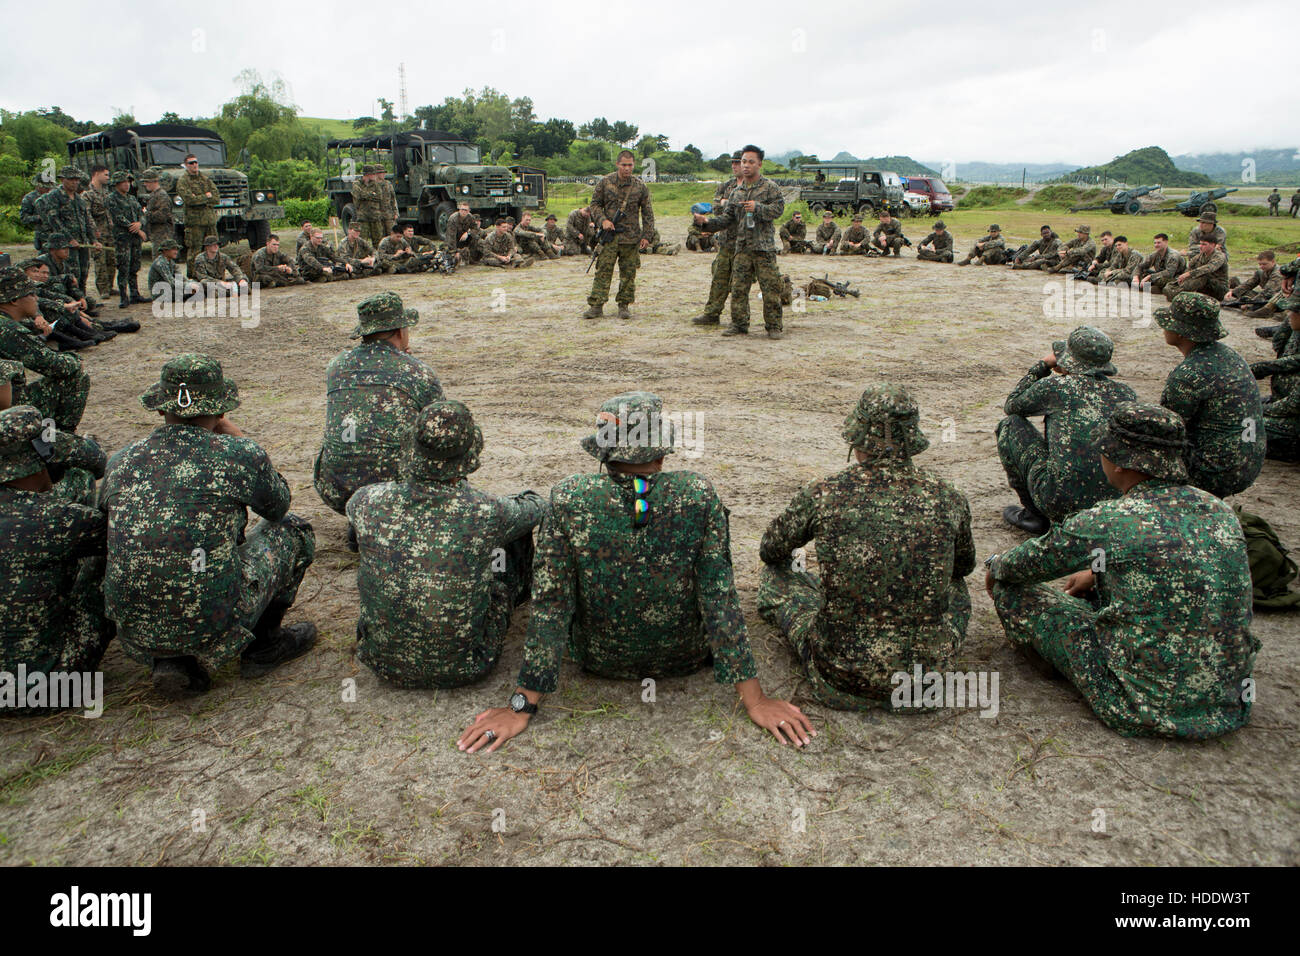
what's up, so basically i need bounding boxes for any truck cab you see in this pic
[799,162,906,218]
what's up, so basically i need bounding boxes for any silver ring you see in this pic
[484,730,496,741]
[778,720,786,726]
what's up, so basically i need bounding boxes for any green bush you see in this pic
[276,197,334,229]
[1218,202,1268,218]
[956,186,1029,208]
[0,204,28,243]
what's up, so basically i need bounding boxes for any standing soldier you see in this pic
[957,224,1006,265]
[1267,188,1281,216]
[250,234,306,287]
[20,175,54,251]
[838,214,869,255]
[1290,187,1300,218]
[689,151,743,327]
[582,150,654,321]
[350,165,385,248]
[105,171,150,308]
[84,165,116,299]
[175,153,219,273]
[377,164,398,237]
[1045,225,1096,273]
[870,210,906,257]
[36,167,98,291]
[513,211,559,260]
[692,144,786,339]
[564,205,595,256]
[778,212,807,254]
[1134,233,1184,295]
[141,168,175,253]
[813,209,840,255]
[481,219,534,268]
[915,220,954,262]
[542,214,565,256]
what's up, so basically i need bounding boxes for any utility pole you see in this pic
[398,63,409,124]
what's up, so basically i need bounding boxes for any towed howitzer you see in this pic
[1069,184,1162,215]
[585,209,625,274]
[1173,187,1238,217]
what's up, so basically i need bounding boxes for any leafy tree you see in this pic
[608,121,638,145]
[1,111,71,163]
[579,117,612,140]
[110,110,137,127]
[682,143,702,163]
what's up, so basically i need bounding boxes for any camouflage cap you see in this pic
[731,151,743,162]
[56,165,82,180]
[0,267,37,304]
[852,214,863,222]
[1075,224,1091,235]
[987,224,1001,232]
[140,167,161,182]
[1155,291,1227,342]
[0,405,50,483]
[407,399,483,482]
[580,391,676,465]
[110,170,134,185]
[16,258,43,272]
[350,290,419,338]
[1058,325,1118,376]
[1098,402,1188,483]
[545,214,557,221]
[202,235,219,246]
[1197,211,1217,224]
[842,383,929,461]
[139,353,240,418]
[933,220,946,228]
[156,238,180,251]
[44,232,70,250]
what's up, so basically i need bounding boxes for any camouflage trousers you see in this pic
[148,225,173,253]
[917,248,954,263]
[115,516,316,673]
[28,370,90,433]
[183,224,213,272]
[93,241,117,296]
[1264,412,1300,462]
[838,242,869,255]
[1045,252,1089,273]
[688,234,717,253]
[482,252,532,268]
[872,237,904,256]
[702,245,736,318]
[114,234,142,296]
[729,250,783,332]
[253,269,306,287]
[758,563,971,712]
[1012,256,1051,270]
[358,221,385,248]
[357,528,535,689]
[588,242,640,306]
[313,445,405,516]
[996,415,1096,522]
[1164,275,1229,302]
[517,234,559,259]
[0,556,115,714]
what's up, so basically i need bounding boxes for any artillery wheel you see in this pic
[1125,200,1142,214]
[1200,202,1217,216]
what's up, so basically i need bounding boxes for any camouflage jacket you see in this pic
[842,225,868,246]
[350,179,385,221]
[34,252,84,299]
[347,482,548,679]
[1005,364,1139,517]
[543,222,563,245]
[379,178,398,220]
[481,230,518,258]
[295,230,314,253]
[316,341,444,509]
[565,209,594,245]
[1023,233,1060,258]
[298,242,345,273]
[1103,247,1143,276]
[974,233,1006,251]
[84,184,112,241]
[191,252,246,283]
[815,221,841,246]
[1061,236,1096,260]
[250,247,298,277]
[1187,225,1227,256]
[1181,247,1228,284]
[872,220,903,241]
[377,236,414,262]
[779,220,806,240]
[147,256,179,292]
[712,179,741,248]
[1235,265,1283,297]
[20,190,46,232]
[517,471,758,693]
[99,424,293,652]
[175,170,219,226]
[104,190,144,238]
[759,457,975,699]
[0,315,83,382]
[145,186,174,226]
[514,221,547,242]
[1091,242,1114,268]
[589,173,655,245]
[1261,330,1300,420]
[447,212,481,249]
[1139,247,1184,282]
[920,230,954,252]
[1161,342,1265,496]
[337,236,376,260]
[989,480,1257,738]
[36,188,95,245]
[702,177,783,253]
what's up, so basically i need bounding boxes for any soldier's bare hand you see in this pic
[741,200,756,211]
[745,695,813,747]
[458,708,529,753]
[1064,569,1095,596]
[639,238,649,251]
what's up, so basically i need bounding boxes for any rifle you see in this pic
[814,274,860,298]
[585,209,624,274]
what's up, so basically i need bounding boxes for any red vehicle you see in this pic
[903,176,955,213]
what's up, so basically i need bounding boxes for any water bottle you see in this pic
[745,210,755,230]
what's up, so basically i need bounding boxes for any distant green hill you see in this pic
[1059,146,1213,188]
[301,117,360,140]
[824,151,938,176]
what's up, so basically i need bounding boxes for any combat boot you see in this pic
[581,304,604,320]
[957,257,971,266]
[129,280,150,304]
[617,304,632,320]
[1002,504,1049,535]
[240,623,319,679]
[766,329,784,340]
[691,314,720,325]
[99,318,140,333]
[118,289,131,309]
[721,326,748,336]
[1244,302,1278,318]
[1255,324,1285,339]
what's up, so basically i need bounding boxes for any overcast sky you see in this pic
[2,0,1291,166]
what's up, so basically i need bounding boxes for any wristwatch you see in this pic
[509,693,538,715]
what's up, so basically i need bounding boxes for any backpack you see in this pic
[779,274,793,306]
[804,278,833,298]
[1233,505,1300,609]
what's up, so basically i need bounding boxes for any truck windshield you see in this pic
[148,141,226,167]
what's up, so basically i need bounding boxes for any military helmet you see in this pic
[1098,402,1188,483]
[139,353,241,418]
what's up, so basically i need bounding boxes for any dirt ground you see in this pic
[2,217,1297,866]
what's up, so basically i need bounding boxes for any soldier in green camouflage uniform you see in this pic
[348,400,547,688]
[378,167,398,237]
[106,171,150,307]
[997,327,1139,534]
[694,146,786,338]
[987,402,1257,739]
[350,165,387,248]
[35,233,98,313]
[1252,296,1300,461]
[250,234,306,286]
[190,236,250,293]
[690,153,742,325]
[514,211,560,260]
[870,212,906,257]
[1134,234,1185,295]
[1223,251,1283,309]
[480,220,534,268]
[563,206,594,257]
[298,230,356,281]
[1044,225,1096,273]
[583,152,655,320]
[0,269,89,431]
[1010,226,1060,269]
[1093,235,1142,286]
[916,221,954,263]
[644,227,679,255]
[377,226,425,273]
[813,210,840,255]
[1165,236,1229,301]
[687,221,717,252]
[99,354,317,697]
[141,168,174,252]
[838,215,870,255]
[83,166,117,299]
[20,259,119,349]
[957,224,1006,265]
[314,293,444,548]
[0,362,104,507]
[757,384,975,711]
[175,156,219,272]
[1267,189,1281,215]
[448,204,483,263]
[1078,231,1114,280]
[147,239,201,304]
[20,177,53,251]
[0,406,115,712]
[778,212,807,254]
[336,223,384,277]
[1157,293,1265,497]
[1186,211,1226,257]
[457,391,814,753]
[36,167,98,291]
[543,214,566,255]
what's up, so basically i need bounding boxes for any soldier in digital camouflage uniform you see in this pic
[644,227,679,255]
[1267,189,1281,215]
[916,220,954,263]
[838,215,870,255]
[1078,231,1114,281]
[1134,233,1185,295]
[813,210,840,255]
[562,206,594,257]
[1157,292,1265,497]
[448,203,483,263]
[20,175,53,251]
[99,354,317,697]
[1165,235,1229,301]
[350,165,387,248]
[957,223,1006,265]
[105,171,151,307]
[1010,226,1060,270]
[514,211,560,260]
[1092,235,1142,286]
[377,225,425,274]
[686,220,717,253]
[298,229,356,281]
[250,234,306,287]
[36,167,98,291]
[0,405,115,713]
[1186,211,1226,257]
[348,399,547,688]
[175,155,219,272]
[1223,250,1283,309]
[1252,293,1300,461]
[190,236,249,294]
[140,168,174,253]
[0,363,104,507]
[480,219,534,268]
[997,327,1139,534]
[1044,225,1095,273]
[35,233,99,314]
[83,166,116,299]
[1291,189,1300,218]
[0,268,89,431]
[583,151,655,320]
[378,166,398,237]
[689,152,743,325]
[757,384,975,711]
[336,222,384,277]
[147,239,202,305]
[987,402,1257,739]
[778,212,807,254]
[542,214,566,255]
[314,292,443,549]
[870,211,906,257]
[694,146,786,338]
[457,391,814,753]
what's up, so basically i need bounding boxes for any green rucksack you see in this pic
[1234,506,1300,609]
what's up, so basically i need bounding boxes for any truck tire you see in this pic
[341,203,356,233]
[246,220,271,251]
[433,201,456,242]
[809,202,826,215]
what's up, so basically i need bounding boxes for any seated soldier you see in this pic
[1164,235,1229,302]
[1134,233,1184,296]
[564,205,595,257]
[377,223,420,273]
[336,222,383,277]
[0,405,115,714]
[986,402,1257,739]
[1010,225,1060,270]
[0,361,104,507]
[348,400,548,688]
[1044,225,1095,273]
[997,327,1138,534]
[448,202,483,263]
[813,210,840,254]
[1158,293,1265,497]
[644,227,680,255]
[1094,235,1142,286]
[249,233,306,287]
[915,220,954,263]
[1223,250,1283,310]
[457,391,814,753]
[1250,294,1300,462]
[22,258,114,349]
[957,224,1006,265]
[99,354,317,698]
[314,293,443,550]
[1077,230,1114,281]
[480,219,533,268]
[777,213,807,255]
[190,236,250,295]
[1187,211,1226,257]
[870,210,906,257]
[294,220,315,254]
[36,233,101,316]
[757,384,976,711]
[1246,252,1298,325]
[838,214,870,255]
[542,214,566,256]
[0,267,89,432]
[298,228,356,281]
[147,239,202,305]
[514,211,560,260]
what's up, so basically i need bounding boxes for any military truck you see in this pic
[324,129,545,242]
[65,124,284,251]
[799,163,906,218]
